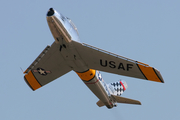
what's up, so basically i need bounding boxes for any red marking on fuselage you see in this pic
[85,79,99,84]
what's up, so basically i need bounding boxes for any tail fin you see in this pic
[109,80,128,96]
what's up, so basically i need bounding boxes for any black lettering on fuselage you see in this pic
[100,59,133,71]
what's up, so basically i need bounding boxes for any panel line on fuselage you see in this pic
[84,79,99,84]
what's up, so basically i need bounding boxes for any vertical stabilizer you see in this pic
[109,81,128,96]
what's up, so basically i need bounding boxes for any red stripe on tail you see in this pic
[120,81,126,90]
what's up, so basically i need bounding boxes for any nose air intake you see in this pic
[47,8,54,16]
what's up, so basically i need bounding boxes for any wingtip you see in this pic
[161,80,165,83]
[153,68,164,83]
[135,100,141,105]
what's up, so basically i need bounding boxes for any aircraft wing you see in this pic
[73,41,164,83]
[24,42,72,91]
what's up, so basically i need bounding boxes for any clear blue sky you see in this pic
[1,0,180,119]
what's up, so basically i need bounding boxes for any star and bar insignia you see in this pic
[33,67,51,76]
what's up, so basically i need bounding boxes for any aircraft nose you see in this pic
[47,8,55,16]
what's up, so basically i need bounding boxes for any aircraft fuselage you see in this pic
[47,8,114,108]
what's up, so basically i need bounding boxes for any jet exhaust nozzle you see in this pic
[47,8,55,16]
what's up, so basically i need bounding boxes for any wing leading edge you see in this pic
[24,42,72,91]
[72,41,164,83]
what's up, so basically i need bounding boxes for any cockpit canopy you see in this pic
[66,17,79,35]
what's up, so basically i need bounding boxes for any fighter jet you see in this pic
[24,8,164,109]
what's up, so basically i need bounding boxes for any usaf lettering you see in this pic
[100,59,133,71]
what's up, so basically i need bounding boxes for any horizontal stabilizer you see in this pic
[96,100,104,107]
[112,95,141,105]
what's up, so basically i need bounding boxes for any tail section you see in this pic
[96,95,141,107]
[96,95,141,108]
[96,80,141,108]
[96,100,104,107]
[112,95,141,105]
[108,80,128,96]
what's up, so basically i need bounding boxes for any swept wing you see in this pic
[73,41,164,83]
[24,42,72,90]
